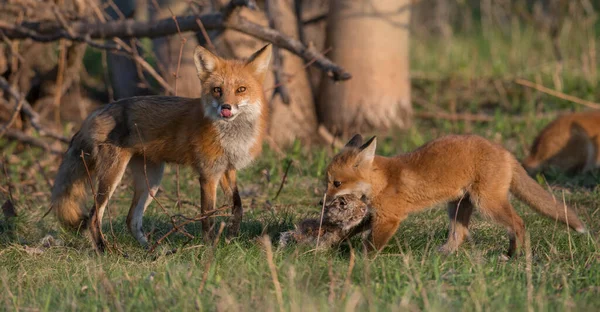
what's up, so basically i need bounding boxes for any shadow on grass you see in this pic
[536,167,600,190]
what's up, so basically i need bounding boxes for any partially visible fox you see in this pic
[523,111,600,175]
[50,44,272,251]
[324,134,587,257]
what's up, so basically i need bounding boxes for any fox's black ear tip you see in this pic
[345,133,364,148]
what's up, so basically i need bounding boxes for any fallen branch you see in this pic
[515,78,600,110]
[0,76,69,143]
[3,129,63,154]
[0,1,350,81]
[415,110,571,123]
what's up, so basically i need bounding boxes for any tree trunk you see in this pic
[317,0,412,136]
[298,0,329,96]
[266,0,318,146]
[150,0,202,98]
[106,0,145,99]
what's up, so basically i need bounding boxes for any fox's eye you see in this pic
[213,87,222,94]
[333,181,342,188]
[237,86,247,93]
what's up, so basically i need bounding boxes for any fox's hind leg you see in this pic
[439,194,474,254]
[220,169,243,238]
[472,192,525,257]
[126,156,165,248]
[88,148,132,252]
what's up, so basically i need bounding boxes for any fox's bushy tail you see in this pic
[510,159,586,233]
[50,130,98,229]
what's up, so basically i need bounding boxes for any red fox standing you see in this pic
[324,134,587,257]
[50,44,272,251]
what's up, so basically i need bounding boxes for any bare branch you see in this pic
[0,1,351,81]
[0,76,69,143]
[3,129,63,154]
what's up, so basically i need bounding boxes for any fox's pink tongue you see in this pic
[221,108,232,118]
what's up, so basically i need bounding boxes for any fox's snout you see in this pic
[219,104,234,119]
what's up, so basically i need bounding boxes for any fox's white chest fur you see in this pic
[216,117,260,170]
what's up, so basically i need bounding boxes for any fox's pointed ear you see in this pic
[356,136,377,166]
[246,44,272,82]
[194,45,220,81]
[345,134,363,148]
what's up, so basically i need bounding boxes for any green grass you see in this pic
[2,19,600,311]
[1,115,599,311]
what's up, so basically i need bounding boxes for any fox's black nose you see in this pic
[319,200,324,206]
[222,104,232,110]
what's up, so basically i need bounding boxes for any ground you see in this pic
[1,26,600,311]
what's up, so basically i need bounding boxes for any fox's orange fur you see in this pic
[50,45,272,251]
[523,111,600,175]
[325,134,587,257]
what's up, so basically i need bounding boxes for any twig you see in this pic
[167,5,187,208]
[113,38,175,95]
[562,191,575,268]
[340,244,356,301]
[2,156,14,202]
[315,193,327,251]
[188,1,217,53]
[525,233,533,312]
[148,207,229,253]
[515,78,600,109]
[328,259,336,304]
[167,6,188,96]
[265,0,291,104]
[29,146,53,190]
[0,97,24,139]
[266,46,333,92]
[53,39,67,126]
[261,235,284,312]
[0,76,69,143]
[175,166,182,210]
[272,159,292,201]
[0,2,350,81]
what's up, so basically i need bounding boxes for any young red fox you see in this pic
[324,134,587,257]
[50,44,272,251]
[523,111,600,175]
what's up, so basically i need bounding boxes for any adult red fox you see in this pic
[324,134,586,257]
[523,111,600,175]
[50,44,272,251]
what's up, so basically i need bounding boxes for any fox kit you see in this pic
[279,194,370,249]
[523,111,600,175]
[324,134,587,257]
[50,44,272,251]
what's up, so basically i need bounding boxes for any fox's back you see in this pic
[389,135,512,203]
[404,135,509,176]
